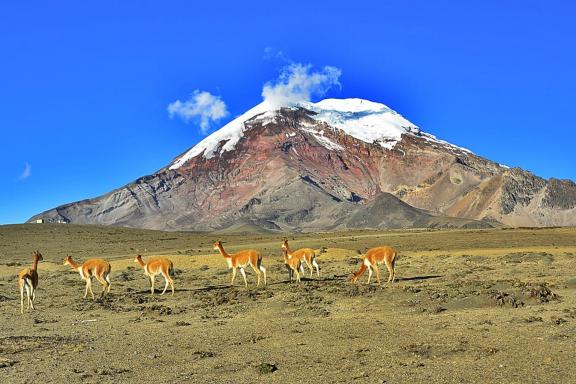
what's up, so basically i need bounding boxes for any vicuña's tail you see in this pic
[391,250,398,268]
[169,262,175,277]
[257,253,263,269]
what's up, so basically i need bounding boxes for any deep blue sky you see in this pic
[1,1,575,224]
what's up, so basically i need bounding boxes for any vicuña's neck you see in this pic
[67,258,80,270]
[354,263,367,278]
[217,245,230,259]
[135,257,146,267]
[284,243,292,254]
[32,257,40,271]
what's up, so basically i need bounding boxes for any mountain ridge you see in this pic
[29,98,576,232]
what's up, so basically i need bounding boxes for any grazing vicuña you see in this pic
[351,246,398,285]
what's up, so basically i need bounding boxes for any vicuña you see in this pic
[134,254,175,295]
[63,255,112,299]
[282,239,319,277]
[18,250,43,314]
[351,246,398,285]
[213,240,266,287]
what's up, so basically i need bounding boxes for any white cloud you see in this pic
[262,63,342,108]
[168,90,229,134]
[18,163,31,181]
[263,47,289,62]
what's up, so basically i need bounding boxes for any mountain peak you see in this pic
[309,98,392,113]
[169,97,421,170]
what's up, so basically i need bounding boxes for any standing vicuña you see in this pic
[282,247,302,283]
[134,255,175,295]
[213,240,266,287]
[63,255,111,299]
[351,246,398,285]
[282,239,319,277]
[18,250,43,314]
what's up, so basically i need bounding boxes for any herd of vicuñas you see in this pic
[16,239,399,314]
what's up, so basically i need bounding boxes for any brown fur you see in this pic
[63,255,112,299]
[282,248,302,283]
[282,239,320,277]
[351,246,398,285]
[134,255,175,295]
[18,250,43,314]
[213,240,266,287]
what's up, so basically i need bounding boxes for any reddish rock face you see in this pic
[30,107,576,231]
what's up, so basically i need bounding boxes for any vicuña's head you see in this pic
[63,255,73,266]
[281,239,289,250]
[351,272,359,284]
[33,250,43,262]
[213,240,223,250]
[134,254,143,263]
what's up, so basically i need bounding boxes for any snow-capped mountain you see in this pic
[30,98,576,231]
[171,98,454,166]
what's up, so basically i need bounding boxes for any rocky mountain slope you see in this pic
[30,98,576,231]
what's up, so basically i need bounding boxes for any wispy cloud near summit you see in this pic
[168,90,229,134]
[262,63,342,108]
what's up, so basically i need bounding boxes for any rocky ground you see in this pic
[0,224,575,383]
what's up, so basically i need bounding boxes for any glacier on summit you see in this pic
[169,98,425,169]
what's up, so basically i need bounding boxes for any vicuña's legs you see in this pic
[373,265,381,285]
[95,276,107,296]
[85,278,95,300]
[286,264,293,282]
[20,284,24,314]
[161,274,169,295]
[105,274,112,293]
[150,276,155,294]
[312,259,320,277]
[22,283,31,310]
[251,264,262,287]
[239,268,248,287]
[26,285,33,309]
[167,275,175,295]
[385,260,394,283]
[260,265,266,286]
[305,260,313,277]
[231,268,237,286]
[367,266,373,284]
